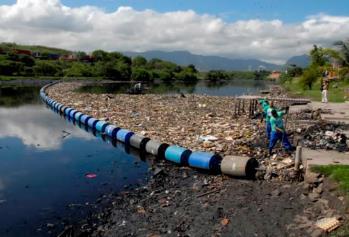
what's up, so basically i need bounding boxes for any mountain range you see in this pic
[124,50,310,71]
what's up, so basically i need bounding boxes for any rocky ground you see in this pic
[46,82,349,237]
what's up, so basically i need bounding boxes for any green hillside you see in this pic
[0,42,71,55]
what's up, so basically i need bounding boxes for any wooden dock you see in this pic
[233,95,311,118]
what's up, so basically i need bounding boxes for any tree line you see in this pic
[0,48,199,81]
[0,43,271,81]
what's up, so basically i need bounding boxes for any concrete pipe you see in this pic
[145,140,169,159]
[129,134,150,151]
[220,156,259,178]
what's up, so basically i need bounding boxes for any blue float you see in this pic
[95,121,109,132]
[105,125,120,138]
[74,112,83,121]
[64,108,73,116]
[188,152,222,171]
[69,109,77,118]
[60,105,67,113]
[116,129,134,145]
[165,145,192,165]
[87,118,99,129]
[57,104,63,111]
[80,114,92,124]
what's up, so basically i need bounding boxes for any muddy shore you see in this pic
[46,82,348,237]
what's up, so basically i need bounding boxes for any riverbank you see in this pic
[46,82,349,236]
[282,77,349,103]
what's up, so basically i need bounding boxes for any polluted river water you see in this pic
[0,80,269,236]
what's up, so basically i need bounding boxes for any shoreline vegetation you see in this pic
[0,42,270,82]
[280,41,349,103]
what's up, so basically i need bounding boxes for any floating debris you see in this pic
[85,173,97,179]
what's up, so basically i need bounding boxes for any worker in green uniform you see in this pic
[269,109,294,155]
[258,99,273,140]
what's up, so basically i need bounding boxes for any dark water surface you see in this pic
[0,80,270,236]
[77,79,271,96]
[0,84,149,237]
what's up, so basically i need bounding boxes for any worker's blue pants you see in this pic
[266,121,271,140]
[269,131,292,153]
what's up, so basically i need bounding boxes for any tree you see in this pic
[131,67,151,81]
[132,56,147,67]
[333,39,349,66]
[175,67,198,81]
[33,61,61,76]
[76,51,87,61]
[287,64,303,77]
[0,60,24,75]
[205,70,229,81]
[187,64,197,73]
[310,45,326,66]
[92,50,108,61]
[152,70,173,81]
[300,66,320,90]
[117,62,131,80]
[64,62,94,77]
[17,54,35,67]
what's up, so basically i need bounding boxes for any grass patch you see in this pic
[312,165,349,237]
[283,77,349,102]
[312,165,349,193]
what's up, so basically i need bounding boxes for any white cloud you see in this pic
[0,0,348,63]
[0,105,92,150]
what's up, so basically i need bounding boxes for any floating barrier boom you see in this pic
[40,83,259,178]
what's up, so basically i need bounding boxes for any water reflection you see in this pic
[0,86,41,107]
[0,89,149,237]
[0,105,92,150]
[54,107,151,163]
[77,79,271,96]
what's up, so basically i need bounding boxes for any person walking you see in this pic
[269,109,294,155]
[321,71,329,103]
[322,79,329,103]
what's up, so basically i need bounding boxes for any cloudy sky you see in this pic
[0,0,348,64]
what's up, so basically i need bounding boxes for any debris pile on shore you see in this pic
[47,82,303,181]
[302,122,348,152]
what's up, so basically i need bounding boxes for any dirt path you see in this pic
[55,159,345,237]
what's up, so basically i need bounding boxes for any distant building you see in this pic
[80,55,94,63]
[14,49,32,56]
[60,54,78,61]
[47,53,60,60]
[268,71,281,80]
[32,52,41,58]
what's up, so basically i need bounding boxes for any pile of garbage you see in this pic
[302,123,348,152]
[47,83,301,181]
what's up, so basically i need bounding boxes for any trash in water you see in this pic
[85,173,97,179]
